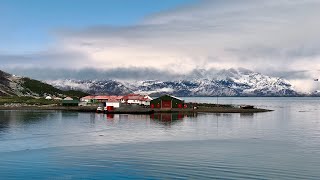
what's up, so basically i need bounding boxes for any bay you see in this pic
[0,97,320,179]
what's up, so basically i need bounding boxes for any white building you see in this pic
[123,94,152,105]
[123,94,142,105]
[105,99,121,108]
[45,96,52,100]
[141,95,153,106]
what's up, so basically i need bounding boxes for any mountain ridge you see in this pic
[47,68,308,97]
[0,70,88,97]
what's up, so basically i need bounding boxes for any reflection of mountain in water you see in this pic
[240,113,254,119]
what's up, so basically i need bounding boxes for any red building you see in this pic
[150,95,184,109]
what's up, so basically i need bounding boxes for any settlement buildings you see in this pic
[79,94,186,109]
[79,94,153,107]
[56,93,186,110]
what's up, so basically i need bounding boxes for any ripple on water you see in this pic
[1,139,319,179]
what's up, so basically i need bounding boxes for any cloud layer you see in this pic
[1,0,320,92]
[6,67,182,81]
[55,0,320,72]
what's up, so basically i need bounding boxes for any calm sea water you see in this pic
[0,97,320,179]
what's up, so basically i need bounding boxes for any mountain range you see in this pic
[1,68,318,97]
[47,68,306,97]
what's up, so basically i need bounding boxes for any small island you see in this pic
[0,94,272,114]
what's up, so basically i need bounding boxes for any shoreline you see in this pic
[0,105,273,114]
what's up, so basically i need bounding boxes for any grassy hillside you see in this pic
[0,69,89,99]
[21,78,88,98]
[0,96,60,105]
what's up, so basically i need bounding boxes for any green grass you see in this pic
[63,90,88,98]
[0,96,61,105]
[21,78,88,98]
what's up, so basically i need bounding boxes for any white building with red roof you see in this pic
[80,94,151,106]
[122,94,153,106]
[105,98,121,108]
[141,95,153,106]
[80,95,96,102]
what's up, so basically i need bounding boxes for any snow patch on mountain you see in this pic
[47,79,91,91]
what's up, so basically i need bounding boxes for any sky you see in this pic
[1,0,320,92]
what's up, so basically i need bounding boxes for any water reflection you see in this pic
[0,110,59,134]
[90,113,96,124]
[0,111,10,133]
[151,113,183,121]
[106,113,114,119]
[61,111,79,118]
[84,112,200,128]
[0,98,320,179]
[148,113,196,127]
[240,113,254,119]
[100,113,198,125]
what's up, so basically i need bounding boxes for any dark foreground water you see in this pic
[0,97,320,179]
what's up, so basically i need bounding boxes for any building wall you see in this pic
[80,98,89,102]
[128,99,141,104]
[142,101,151,106]
[105,102,121,108]
[171,98,183,108]
[150,98,161,108]
[162,100,172,108]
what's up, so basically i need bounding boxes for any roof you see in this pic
[151,94,184,102]
[81,95,96,100]
[142,97,152,101]
[81,94,150,101]
[169,95,184,101]
[123,94,149,101]
[92,95,123,100]
[106,99,120,103]
[64,97,73,100]
[109,96,123,100]
[94,96,109,100]
[144,95,153,100]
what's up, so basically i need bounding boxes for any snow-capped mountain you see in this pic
[47,68,299,96]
